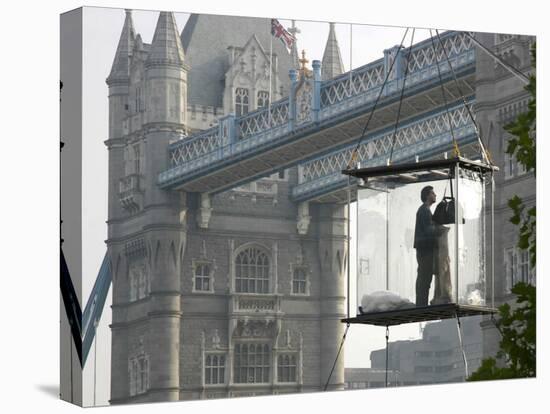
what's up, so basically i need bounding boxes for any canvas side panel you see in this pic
[60,7,83,406]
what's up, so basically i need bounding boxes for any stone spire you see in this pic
[107,9,135,82]
[288,20,301,69]
[146,11,186,67]
[321,23,345,81]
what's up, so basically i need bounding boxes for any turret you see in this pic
[106,9,135,139]
[321,23,345,81]
[144,11,188,128]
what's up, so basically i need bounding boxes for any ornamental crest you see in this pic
[295,50,313,125]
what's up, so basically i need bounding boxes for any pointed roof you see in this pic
[107,9,135,82]
[180,14,293,108]
[146,11,185,67]
[321,23,345,81]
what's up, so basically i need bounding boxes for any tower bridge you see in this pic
[65,9,535,405]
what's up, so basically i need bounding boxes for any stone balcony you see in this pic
[229,294,283,317]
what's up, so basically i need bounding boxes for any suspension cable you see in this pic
[385,325,390,387]
[464,32,530,84]
[388,28,416,164]
[324,323,350,391]
[346,27,410,169]
[435,30,492,165]
[429,29,460,157]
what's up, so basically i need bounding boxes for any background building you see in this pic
[368,317,484,387]
[474,33,536,359]
[107,11,348,404]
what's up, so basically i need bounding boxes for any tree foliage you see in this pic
[468,282,536,381]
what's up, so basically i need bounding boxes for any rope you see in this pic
[388,29,415,165]
[429,29,460,157]
[346,27,410,169]
[324,323,350,391]
[385,326,390,387]
[435,30,493,165]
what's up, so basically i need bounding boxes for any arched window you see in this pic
[235,247,270,293]
[235,88,249,116]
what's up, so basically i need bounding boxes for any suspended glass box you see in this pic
[343,157,497,326]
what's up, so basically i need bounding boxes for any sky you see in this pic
[80,6,453,406]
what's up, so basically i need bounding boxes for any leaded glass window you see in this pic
[233,343,270,383]
[235,88,249,116]
[205,354,226,385]
[194,263,212,292]
[292,267,307,295]
[277,354,297,383]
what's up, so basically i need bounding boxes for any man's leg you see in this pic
[416,249,433,307]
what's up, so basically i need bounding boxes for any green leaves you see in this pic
[468,283,536,381]
[508,196,536,267]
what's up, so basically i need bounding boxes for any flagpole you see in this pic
[268,22,273,128]
[349,24,353,90]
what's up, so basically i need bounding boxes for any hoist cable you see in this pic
[429,29,460,157]
[435,30,493,165]
[385,325,390,387]
[324,323,350,391]
[388,28,416,165]
[346,27,410,169]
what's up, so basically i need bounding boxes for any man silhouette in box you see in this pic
[413,186,450,306]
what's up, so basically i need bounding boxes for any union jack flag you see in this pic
[271,18,295,52]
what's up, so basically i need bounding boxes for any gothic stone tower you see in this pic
[107,11,346,404]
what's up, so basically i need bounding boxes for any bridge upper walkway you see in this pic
[158,31,477,199]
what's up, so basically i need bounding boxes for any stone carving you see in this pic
[296,81,312,125]
[234,319,276,338]
[212,329,221,348]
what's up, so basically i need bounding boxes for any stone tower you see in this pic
[107,11,346,404]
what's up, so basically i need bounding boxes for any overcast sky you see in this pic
[80,6,451,406]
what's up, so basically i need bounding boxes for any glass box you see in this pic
[347,157,495,316]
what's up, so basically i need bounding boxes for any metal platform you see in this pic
[341,303,497,327]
